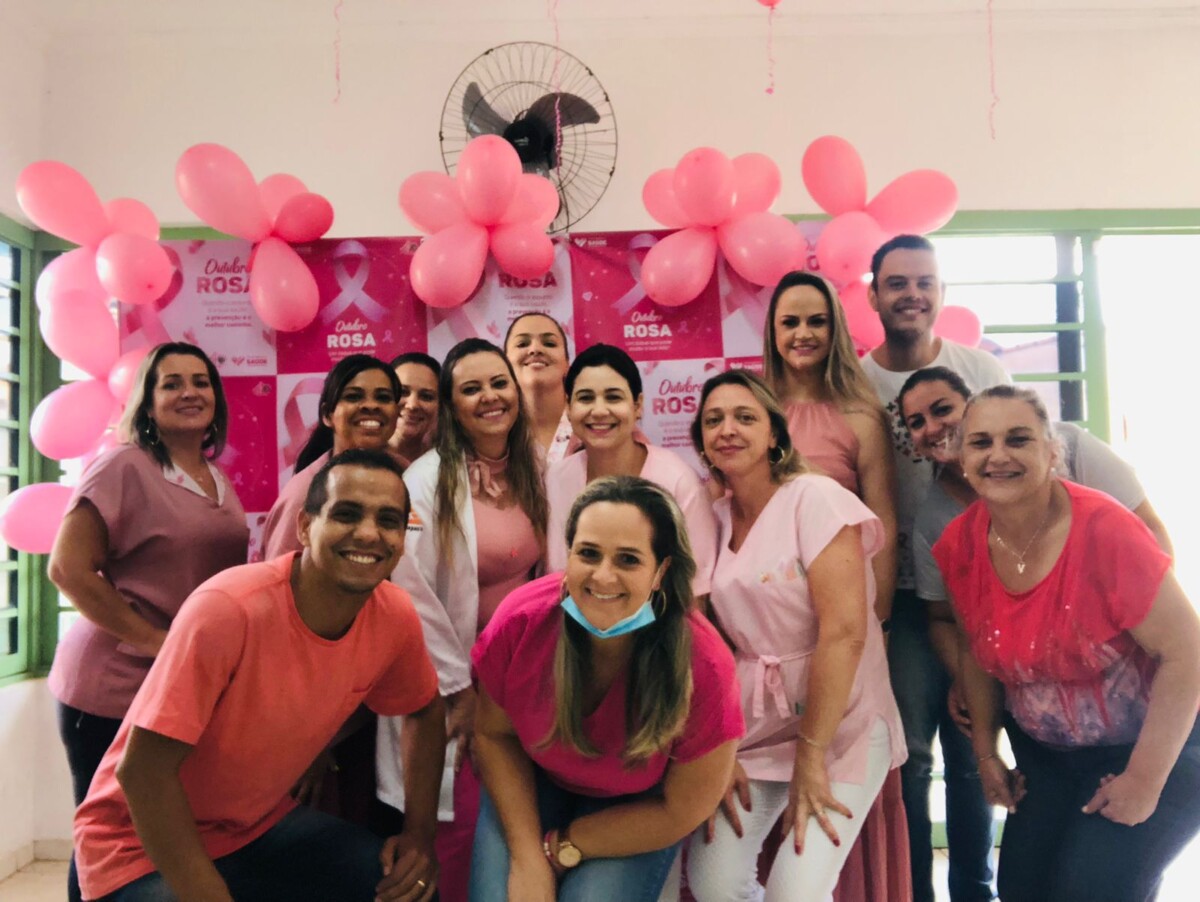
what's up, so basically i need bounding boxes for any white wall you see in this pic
[3,10,1199,232]
[0,13,47,220]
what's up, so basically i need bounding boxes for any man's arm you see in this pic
[117,727,234,902]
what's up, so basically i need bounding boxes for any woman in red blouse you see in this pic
[933,385,1200,902]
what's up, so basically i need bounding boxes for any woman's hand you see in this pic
[376,830,438,901]
[705,760,751,842]
[1082,770,1164,826]
[783,750,853,853]
[947,681,973,737]
[445,687,477,774]
[978,757,1025,813]
[507,853,557,902]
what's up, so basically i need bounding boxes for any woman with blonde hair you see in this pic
[687,369,906,902]
[469,475,744,901]
[377,338,548,902]
[505,312,574,463]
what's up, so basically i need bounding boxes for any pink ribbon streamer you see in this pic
[766,6,777,95]
[752,655,791,719]
[467,455,508,501]
[280,375,327,468]
[322,240,390,324]
[333,0,344,103]
[987,0,999,140]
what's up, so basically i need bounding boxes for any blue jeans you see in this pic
[469,769,679,902]
[998,714,1200,902]
[103,806,386,901]
[889,592,995,902]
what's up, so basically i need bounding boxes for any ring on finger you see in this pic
[416,879,427,890]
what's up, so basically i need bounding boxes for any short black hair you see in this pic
[390,351,442,377]
[564,343,643,398]
[898,366,973,417]
[303,449,410,523]
[869,234,936,289]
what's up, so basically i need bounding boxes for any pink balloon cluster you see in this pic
[176,144,335,331]
[801,136,961,347]
[400,135,559,308]
[641,148,805,307]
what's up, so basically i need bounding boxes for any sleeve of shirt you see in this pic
[671,617,745,763]
[364,594,440,717]
[1062,425,1147,510]
[1081,500,1172,635]
[127,590,248,746]
[673,464,719,597]
[471,605,520,710]
[795,477,885,572]
[70,449,146,557]
[913,518,948,602]
[260,488,304,560]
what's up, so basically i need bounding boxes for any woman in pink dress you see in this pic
[546,343,717,598]
[505,312,574,463]
[686,369,906,902]
[378,337,548,902]
[48,342,249,902]
[761,273,908,899]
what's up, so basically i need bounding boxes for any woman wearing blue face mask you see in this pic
[469,476,745,902]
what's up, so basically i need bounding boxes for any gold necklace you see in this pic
[989,502,1054,575]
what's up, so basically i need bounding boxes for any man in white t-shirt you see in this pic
[859,234,1009,902]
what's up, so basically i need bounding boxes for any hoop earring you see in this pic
[141,419,161,446]
[768,445,784,465]
[650,588,667,617]
[699,451,716,471]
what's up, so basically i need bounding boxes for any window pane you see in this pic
[0,336,15,373]
[989,331,1085,375]
[932,235,1062,283]
[1,288,17,331]
[1,570,14,611]
[0,379,14,420]
[946,283,1068,327]
[3,614,16,656]
[0,427,13,467]
[0,243,14,284]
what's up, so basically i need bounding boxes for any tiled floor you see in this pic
[4,843,1198,901]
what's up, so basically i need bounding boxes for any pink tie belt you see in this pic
[738,648,811,719]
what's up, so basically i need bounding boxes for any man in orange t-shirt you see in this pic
[74,450,445,902]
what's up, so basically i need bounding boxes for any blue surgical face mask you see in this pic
[561,594,657,639]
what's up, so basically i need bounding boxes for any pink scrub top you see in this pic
[469,454,542,632]
[545,443,717,596]
[709,474,906,784]
[785,400,861,495]
[472,573,745,797]
[48,445,249,719]
[259,452,330,560]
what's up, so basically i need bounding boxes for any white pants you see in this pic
[687,721,892,902]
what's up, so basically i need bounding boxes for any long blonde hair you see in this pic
[542,476,696,764]
[434,339,548,563]
[763,271,881,412]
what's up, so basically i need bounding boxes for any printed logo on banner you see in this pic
[425,238,574,361]
[637,358,725,477]
[570,232,722,363]
[276,239,426,374]
[120,240,276,375]
[724,356,765,375]
[217,376,279,513]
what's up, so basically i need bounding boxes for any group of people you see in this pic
[44,233,1200,902]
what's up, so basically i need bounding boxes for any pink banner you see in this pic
[216,376,278,512]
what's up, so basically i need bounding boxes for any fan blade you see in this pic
[463,82,511,137]
[525,93,601,130]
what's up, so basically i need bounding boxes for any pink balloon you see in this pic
[491,224,555,280]
[248,237,319,331]
[273,193,334,243]
[641,228,719,307]
[456,136,522,226]
[867,170,959,235]
[802,136,868,216]
[0,483,74,554]
[108,346,152,405]
[816,211,889,285]
[15,161,112,247]
[840,280,885,351]
[35,247,104,312]
[31,379,118,461]
[39,289,119,379]
[730,153,782,217]
[175,144,272,242]
[95,233,173,305]
[642,169,691,229]
[410,222,490,308]
[399,171,468,234]
[104,198,159,240]
[933,305,983,347]
[718,213,807,287]
[673,148,736,227]
[79,430,123,474]
[757,0,782,7]
[259,173,308,221]
[500,174,560,230]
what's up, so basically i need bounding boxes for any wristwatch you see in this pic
[544,827,582,869]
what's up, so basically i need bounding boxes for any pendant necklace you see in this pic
[989,502,1054,575]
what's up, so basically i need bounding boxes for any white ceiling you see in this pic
[12,0,1200,37]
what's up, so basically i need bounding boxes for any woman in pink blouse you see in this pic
[48,342,249,902]
[686,369,906,901]
[378,338,548,902]
[934,386,1200,902]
